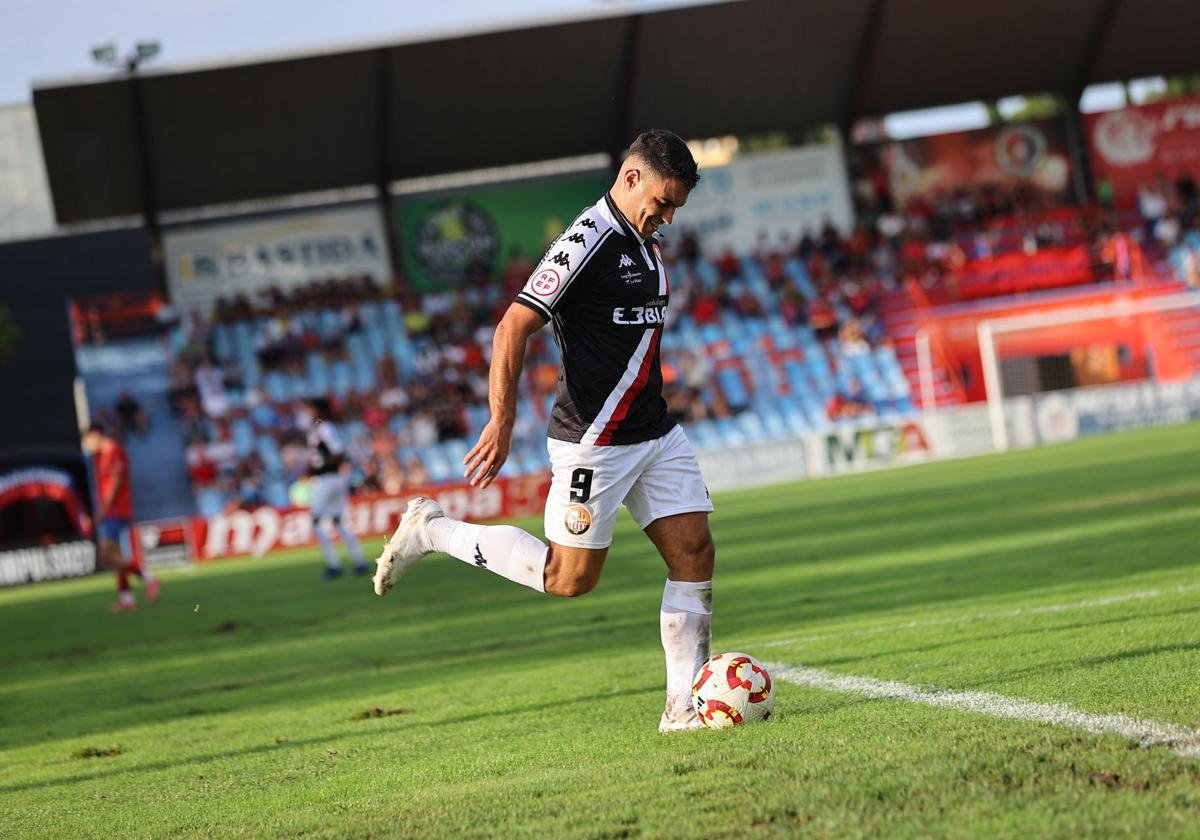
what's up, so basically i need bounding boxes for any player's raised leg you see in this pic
[371,495,609,597]
[373,496,546,594]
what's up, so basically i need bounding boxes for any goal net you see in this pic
[978,291,1200,451]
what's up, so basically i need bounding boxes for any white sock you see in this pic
[335,521,366,567]
[315,527,341,569]
[427,518,547,592]
[661,579,712,697]
[118,590,136,605]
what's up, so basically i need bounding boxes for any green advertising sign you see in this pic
[395,172,609,292]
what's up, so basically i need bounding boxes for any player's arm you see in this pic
[463,303,544,488]
[465,215,604,487]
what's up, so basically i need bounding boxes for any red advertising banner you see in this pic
[1085,96,1200,209]
[186,474,551,562]
[854,119,1073,208]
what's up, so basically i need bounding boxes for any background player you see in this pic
[82,422,159,612]
[373,130,714,732]
[305,399,369,580]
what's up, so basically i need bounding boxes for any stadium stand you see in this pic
[62,159,1200,517]
[159,182,1200,514]
[158,227,922,514]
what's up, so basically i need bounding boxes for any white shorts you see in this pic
[310,472,350,523]
[544,425,714,549]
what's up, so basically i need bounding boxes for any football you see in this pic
[691,652,775,729]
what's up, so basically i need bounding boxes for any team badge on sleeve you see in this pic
[531,269,560,296]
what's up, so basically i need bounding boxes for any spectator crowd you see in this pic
[161,171,1196,513]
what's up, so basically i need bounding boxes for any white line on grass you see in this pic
[770,662,1200,760]
[762,583,1200,649]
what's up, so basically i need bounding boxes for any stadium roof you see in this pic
[32,0,1200,225]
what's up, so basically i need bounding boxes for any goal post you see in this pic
[978,291,1200,452]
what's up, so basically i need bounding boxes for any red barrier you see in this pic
[954,246,1095,301]
[186,473,552,561]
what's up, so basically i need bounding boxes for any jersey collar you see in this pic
[601,192,645,244]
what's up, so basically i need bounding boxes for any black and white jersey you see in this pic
[307,422,345,476]
[515,193,675,446]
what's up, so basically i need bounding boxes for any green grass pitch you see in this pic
[1,423,1198,838]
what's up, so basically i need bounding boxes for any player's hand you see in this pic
[463,418,512,489]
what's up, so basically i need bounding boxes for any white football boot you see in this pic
[372,497,445,596]
[659,692,704,733]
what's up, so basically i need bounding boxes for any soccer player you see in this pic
[305,399,369,580]
[374,130,714,732]
[82,422,159,612]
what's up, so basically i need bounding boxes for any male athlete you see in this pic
[305,398,370,580]
[373,130,713,732]
[83,422,160,612]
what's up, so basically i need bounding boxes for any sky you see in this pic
[0,0,696,106]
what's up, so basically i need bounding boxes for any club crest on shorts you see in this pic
[564,504,592,536]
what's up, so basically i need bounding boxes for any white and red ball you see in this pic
[691,651,775,729]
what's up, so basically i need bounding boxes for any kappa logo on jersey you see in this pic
[576,218,598,230]
[547,251,571,269]
[564,504,592,536]
[563,232,587,246]
[618,253,635,269]
[474,543,487,568]
[531,269,561,296]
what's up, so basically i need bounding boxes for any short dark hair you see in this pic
[628,129,700,190]
[86,421,106,435]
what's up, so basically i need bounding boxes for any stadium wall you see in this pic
[4,376,1197,584]
[0,228,156,453]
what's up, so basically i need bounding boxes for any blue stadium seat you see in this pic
[688,420,722,450]
[717,368,750,409]
[735,411,768,442]
[714,417,748,447]
[264,371,288,404]
[700,323,724,346]
[330,361,353,399]
[213,325,234,363]
[387,414,408,437]
[305,352,330,396]
[782,403,810,435]
[231,418,255,458]
[760,407,791,438]
[351,357,376,393]
[264,481,290,509]
[196,488,226,518]
[258,435,283,474]
[420,448,454,483]
[695,259,719,290]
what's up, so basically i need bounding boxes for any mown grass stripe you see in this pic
[762,583,1200,648]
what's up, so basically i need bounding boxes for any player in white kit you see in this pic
[373,131,713,732]
[306,399,369,580]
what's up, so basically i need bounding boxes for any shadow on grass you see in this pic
[0,684,661,795]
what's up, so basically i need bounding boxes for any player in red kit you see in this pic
[83,422,160,612]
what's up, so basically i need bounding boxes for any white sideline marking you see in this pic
[763,584,1200,649]
[770,663,1200,760]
